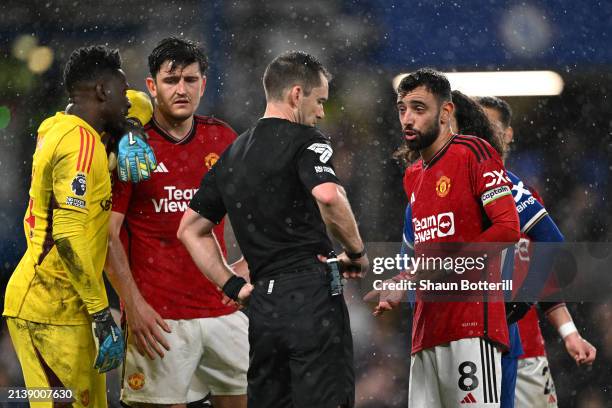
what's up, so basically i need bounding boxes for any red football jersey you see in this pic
[404,135,512,354]
[112,115,237,319]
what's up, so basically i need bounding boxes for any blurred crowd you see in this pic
[0,1,610,406]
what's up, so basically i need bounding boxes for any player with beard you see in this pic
[478,96,596,408]
[395,69,520,407]
[105,37,248,408]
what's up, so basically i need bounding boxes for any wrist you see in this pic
[345,247,366,260]
[222,275,247,301]
[558,321,578,339]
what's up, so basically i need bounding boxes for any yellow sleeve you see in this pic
[52,127,95,214]
[51,129,108,315]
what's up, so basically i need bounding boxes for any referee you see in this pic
[178,51,368,408]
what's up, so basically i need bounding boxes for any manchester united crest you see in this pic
[436,176,451,197]
[127,372,145,390]
[204,153,219,169]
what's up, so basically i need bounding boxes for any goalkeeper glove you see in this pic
[91,307,125,373]
[117,120,157,182]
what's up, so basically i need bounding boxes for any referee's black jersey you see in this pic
[189,117,341,280]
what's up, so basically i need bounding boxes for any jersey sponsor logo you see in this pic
[127,372,145,390]
[436,175,451,197]
[482,170,511,188]
[70,173,87,196]
[205,153,219,169]
[481,185,511,206]
[307,143,333,163]
[153,162,169,173]
[413,211,455,243]
[151,186,198,213]
[66,196,86,209]
[314,165,336,176]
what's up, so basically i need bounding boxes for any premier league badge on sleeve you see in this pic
[71,173,87,196]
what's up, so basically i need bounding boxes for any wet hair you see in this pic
[263,51,331,101]
[452,90,503,156]
[148,37,208,77]
[476,96,512,128]
[396,68,451,103]
[63,45,122,93]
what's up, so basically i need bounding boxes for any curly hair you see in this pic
[63,45,122,93]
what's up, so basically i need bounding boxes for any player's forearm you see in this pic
[179,227,235,288]
[53,209,108,314]
[105,234,145,309]
[545,304,573,330]
[475,195,520,243]
[318,187,364,253]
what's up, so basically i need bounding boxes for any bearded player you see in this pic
[478,96,596,408]
[105,37,248,408]
[396,69,520,407]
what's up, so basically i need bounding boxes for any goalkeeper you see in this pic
[3,45,135,407]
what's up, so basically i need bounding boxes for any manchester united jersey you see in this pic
[4,113,111,324]
[403,134,513,354]
[111,115,237,319]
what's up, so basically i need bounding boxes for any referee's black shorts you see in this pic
[246,263,354,408]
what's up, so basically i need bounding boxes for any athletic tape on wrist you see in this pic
[558,321,578,339]
[223,275,247,301]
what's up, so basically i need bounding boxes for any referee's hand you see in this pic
[338,252,369,279]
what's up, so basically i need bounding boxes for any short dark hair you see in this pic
[63,45,122,93]
[263,51,331,101]
[148,37,208,77]
[452,90,503,156]
[476,96,512,128]
[396,68,451,103]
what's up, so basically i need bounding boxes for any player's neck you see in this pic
[420,130,453,164]
[67,103,103,135]
[153,110,194,141]
[262,102,298,124]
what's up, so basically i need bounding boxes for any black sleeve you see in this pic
[189,163,227,224]
[296,135,341,191]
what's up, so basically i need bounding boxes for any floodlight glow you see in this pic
[392,71,564,97]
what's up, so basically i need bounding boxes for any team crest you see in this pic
[436,176,451,197]
[71,173,87,196]
[128,372,145,390]
[205,153,219,169]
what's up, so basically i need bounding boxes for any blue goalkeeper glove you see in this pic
[117,120,157,183]
[91,308,125,373]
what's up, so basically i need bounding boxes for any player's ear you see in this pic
[145,76,157,99]
[440,101,454,125]
[200,76,207,97]
[95,82,107,102]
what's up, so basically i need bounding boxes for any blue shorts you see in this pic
[501,322,523,408]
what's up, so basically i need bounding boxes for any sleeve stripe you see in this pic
[77,127,85,171]
[85,130,95,173]
[457,135,487,159]
[453,140,483,162]
[521,208,548,233]
[80,128,90,172]
[468,136,493,160]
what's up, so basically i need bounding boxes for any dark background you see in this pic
[0,1,610,406]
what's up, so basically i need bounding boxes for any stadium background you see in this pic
[0,0,610,406]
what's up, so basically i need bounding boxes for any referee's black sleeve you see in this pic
[189,163,227,224]
[296,136,341,191]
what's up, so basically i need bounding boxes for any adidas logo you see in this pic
[460,393,477,404]
[548,394,557,403]
[153,162,169,173]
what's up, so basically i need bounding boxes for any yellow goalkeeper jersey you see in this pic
[3,112,112,324]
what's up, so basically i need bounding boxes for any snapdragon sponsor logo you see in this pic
[152,186,198,213]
